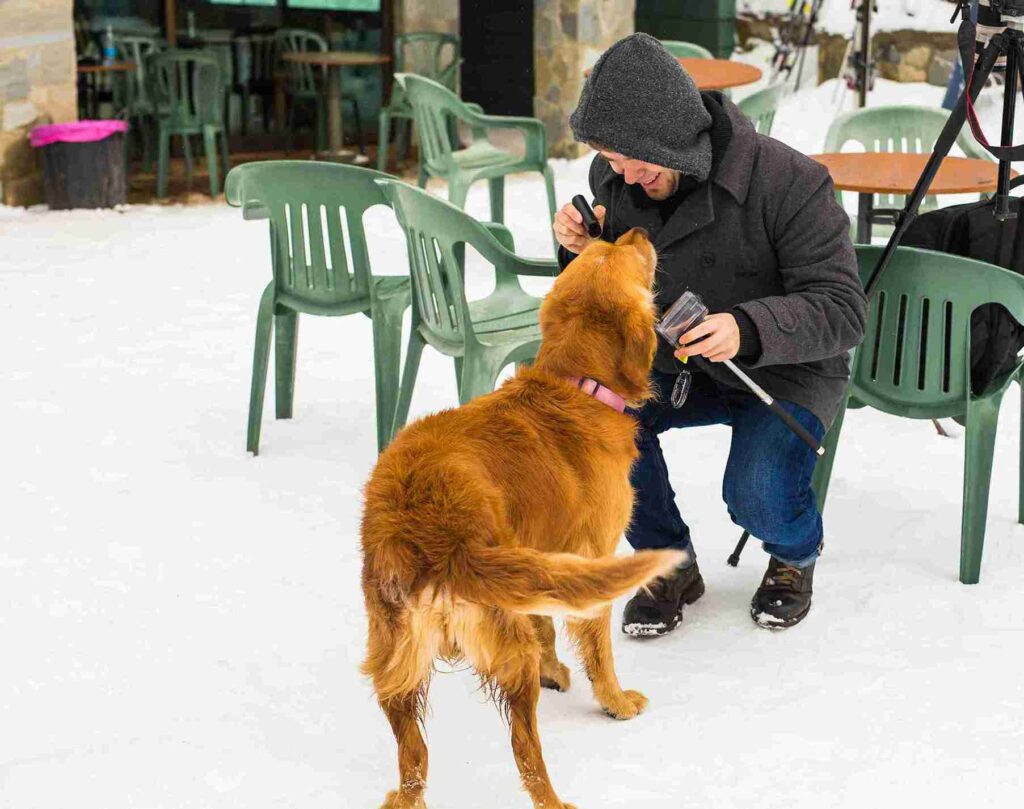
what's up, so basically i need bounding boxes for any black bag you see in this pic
[901,197,1024,394]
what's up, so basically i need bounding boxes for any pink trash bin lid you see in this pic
[30,120,129,148]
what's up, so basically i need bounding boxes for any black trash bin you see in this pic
[30,120,129,210]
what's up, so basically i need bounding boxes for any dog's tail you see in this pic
[451,544,687,617]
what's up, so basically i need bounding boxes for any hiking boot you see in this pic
[750,557,815,630]
[622,559,705,637]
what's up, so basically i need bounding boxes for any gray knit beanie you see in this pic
[570,32,713,181]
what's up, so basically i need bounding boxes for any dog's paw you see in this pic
[380,790,426,809]
[539,661,571,692]
[601,689,649,720]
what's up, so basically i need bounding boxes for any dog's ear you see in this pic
[616,302,658,404]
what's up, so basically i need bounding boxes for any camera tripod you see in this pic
[728,4,1024,567]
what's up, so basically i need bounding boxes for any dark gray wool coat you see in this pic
[558,93,868,429]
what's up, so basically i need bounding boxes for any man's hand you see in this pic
[674,313,741,363]
[552,202,607,254]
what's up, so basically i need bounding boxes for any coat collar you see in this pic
[637,93,757,252]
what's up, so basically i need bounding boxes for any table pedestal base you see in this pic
[311,149,369,166]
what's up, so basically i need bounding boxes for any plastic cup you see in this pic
[655,290,709,348]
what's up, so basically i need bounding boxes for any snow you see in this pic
[4,55,1024,809]
[740,0,960,34]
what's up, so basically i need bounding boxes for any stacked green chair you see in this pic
[738,83,786,136]
[147,49,230,198]
[824,104,994,241]
[377,32,461,172]
[274,28,364,154]
[229,31,277,135]
[822,245,1024,584]
[396,73,558,253]
[225,161,412,455]
[659,40,715,59]
[376,178,558,441]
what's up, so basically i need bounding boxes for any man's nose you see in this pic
[623,164,644,184]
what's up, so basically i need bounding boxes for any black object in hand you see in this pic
[571,195,602,238]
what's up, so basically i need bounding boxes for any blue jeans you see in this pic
[628,370,825,567]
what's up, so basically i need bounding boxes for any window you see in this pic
[206,1,277,6]
[285,0,381,10]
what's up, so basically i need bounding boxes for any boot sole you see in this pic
[622,576,706,638]
[751,599,811,630]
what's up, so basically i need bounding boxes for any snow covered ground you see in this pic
[4,59,1024,809]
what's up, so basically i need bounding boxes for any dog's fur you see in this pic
[361,229,683,809]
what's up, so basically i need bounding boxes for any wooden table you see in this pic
[584,57,761,91]
[810,153,1006,243]
[676,58,762,91]
[282,51,391,164]
[77,62,137,119]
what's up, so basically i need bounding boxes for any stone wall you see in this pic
[535,0,634,159]
[0,0,76,206]
[395,0,458,35]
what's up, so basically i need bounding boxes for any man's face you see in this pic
[598,150,681,201]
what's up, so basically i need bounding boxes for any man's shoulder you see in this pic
[752,133,831,192]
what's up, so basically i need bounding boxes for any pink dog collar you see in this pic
[567,377,627,413]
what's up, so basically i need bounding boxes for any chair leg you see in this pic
[1019,381,1023,525]
[453,356,464,391]
[348,98,365,155]
[247,285,275,455]
[449,181,469,210]
[371,294,408,453]
[458,350,504,405]
[812,393,850,514]
[488,177,505,224]
[203,128,219,197]
[156,126,170,198]
[182,135,194,184]
[241,88,251,136]
[391,329,426,444]
[377,110,391,172]
[960,394,1005,584]
[220,129,231,176]
[274,310,298,420]
[417,163,429,190]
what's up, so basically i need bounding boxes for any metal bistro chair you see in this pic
[376,178,558,442]
[737,83,786,136]
[147,49,230,198]
[225,161,412,455]
[824,104,994,242]
[823,245,1024,584]
[397,73,559,254]
[378,32,461,172]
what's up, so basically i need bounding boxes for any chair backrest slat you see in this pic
[225,161,394,311]
[853,245,1024,415]
[396,73,465,173]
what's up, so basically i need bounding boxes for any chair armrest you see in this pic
[461,109,548,163]
[479,222,558,277]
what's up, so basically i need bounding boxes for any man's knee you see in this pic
[722,472,808,541]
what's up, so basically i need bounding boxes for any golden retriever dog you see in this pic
[361,228,683,809]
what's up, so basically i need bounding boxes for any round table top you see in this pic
[77,61,136,74]
[677,58,763,91]
[282,51,391,67]
[810,152,1007,194]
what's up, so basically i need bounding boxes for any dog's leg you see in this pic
[460,609,576,809]
[530,616,571,692]
[378,690,429,809]
[568,608,648,720]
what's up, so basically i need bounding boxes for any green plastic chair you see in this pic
[396,73,558,253]
[114,34,165,171]
[147,49,230,198]
[824,104,994,241]
[376,178,558,441]
[822,245,1024,584]
[378,32,461,171]
[224,161,412,455]
[738,83,785,136]
[659,40,715,59]
[274,28,365,154]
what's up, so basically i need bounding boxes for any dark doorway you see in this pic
[459,0,534,116]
